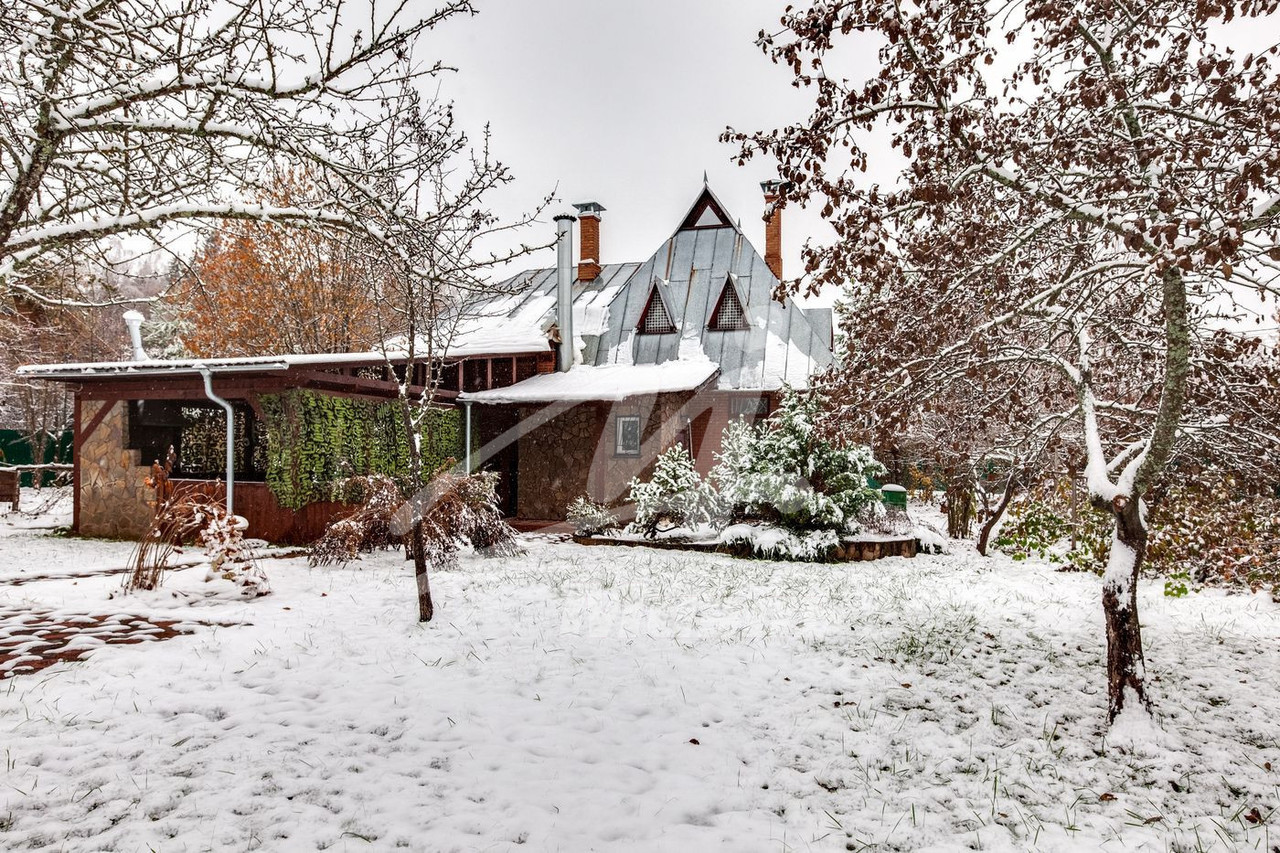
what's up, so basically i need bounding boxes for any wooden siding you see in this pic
[171,480,353,545]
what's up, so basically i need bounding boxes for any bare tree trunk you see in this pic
[945,474,974,539]
[1103,494,1147,721]
[976,474,1018,556]
[412,518,434,622]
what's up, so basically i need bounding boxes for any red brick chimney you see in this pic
[760,180,784,281]
[573,201,605,282]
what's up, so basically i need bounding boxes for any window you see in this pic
[677,189,733,231]
[127,401,267,480]
[637,285,676,335]
[126,400,183,467]
[435,362,461,392]
[515,356,540,382]
[491,358,514,388]
[463,359,488,392]
[730,396,769,419]
[615,416,641,456]
[709,277,750,331]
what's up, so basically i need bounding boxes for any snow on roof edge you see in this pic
[459,360,719,404]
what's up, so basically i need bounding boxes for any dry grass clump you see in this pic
[127,447,267,596]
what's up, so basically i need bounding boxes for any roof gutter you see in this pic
[16,363,291,381]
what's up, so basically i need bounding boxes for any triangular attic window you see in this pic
[678,189,732,231]
[637,285,676,335]
[708,277,750,331]
[694,206,724,228]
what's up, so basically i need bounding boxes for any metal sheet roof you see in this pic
[19,186,833,392]
[477,185,834,391]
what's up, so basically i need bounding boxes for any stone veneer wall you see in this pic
[515,404,601,520]
[514,391,699,521]
[78,400,155,539]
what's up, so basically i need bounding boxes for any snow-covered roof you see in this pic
[15,352,385,380]
[19,183,832,392]
[17,336,553,381]
[471,184,834,391]
[458,360,719,404]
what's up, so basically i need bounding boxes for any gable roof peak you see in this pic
[675,182,738,234]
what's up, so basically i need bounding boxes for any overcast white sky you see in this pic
[417,0,873,298]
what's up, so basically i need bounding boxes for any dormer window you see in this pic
[708,276,750,331]
[677,188,734,231]
[637,284,676,335]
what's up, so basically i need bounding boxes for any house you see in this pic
[18,181,833,539]
[454,181,834,519]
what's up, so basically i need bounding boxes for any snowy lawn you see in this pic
[1,499,1278,851]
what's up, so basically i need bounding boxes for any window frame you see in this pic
[636,284,677,335]
[730,396,770,419]
[614,415,642,457]
[708,276,751,331]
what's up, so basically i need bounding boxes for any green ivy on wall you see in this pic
[416,405,463,479]
[259,390,461,510]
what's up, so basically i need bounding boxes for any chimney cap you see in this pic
[572,201,606,216]
[760,179,786,195]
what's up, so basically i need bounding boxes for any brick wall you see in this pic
[578,213,601,282]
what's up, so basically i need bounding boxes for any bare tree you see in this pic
[0,254,129,478]
[0,0,479,308]
[729,0,1280,721]
[360,88,548,622]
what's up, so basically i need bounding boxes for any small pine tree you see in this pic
[711,389,885,533]
[628,446,722,538]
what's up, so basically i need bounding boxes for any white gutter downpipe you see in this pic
[122,310,149,361]
[554,213,577,372]
[198,367,236,518]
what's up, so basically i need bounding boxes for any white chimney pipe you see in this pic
[122,310,149,361]
[554,213,577,372]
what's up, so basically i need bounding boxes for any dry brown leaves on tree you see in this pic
[310,470,519,569]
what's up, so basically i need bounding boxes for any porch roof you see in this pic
[14,351,381,380]
[458,359,719,404]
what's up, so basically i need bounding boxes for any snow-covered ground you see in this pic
[1,491,1278,852]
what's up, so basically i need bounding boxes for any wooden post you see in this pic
[72,394,81,531]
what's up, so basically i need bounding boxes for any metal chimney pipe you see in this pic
[554,213,577,372]
[122,310,149,361]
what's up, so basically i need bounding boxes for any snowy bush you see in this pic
[995,480,1110,569]
[717,524,839,562]
[913,520,949,555]
[200,514,270,597]
[566,496,619,537]
[996,471,1280,594]
[1146,474,1280,593]
[126,448,268,597]
[312,471,520,569]
[711,390,885,534]
[417,469,521,565]
[310,474,403,566]
[628,446,722,538]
